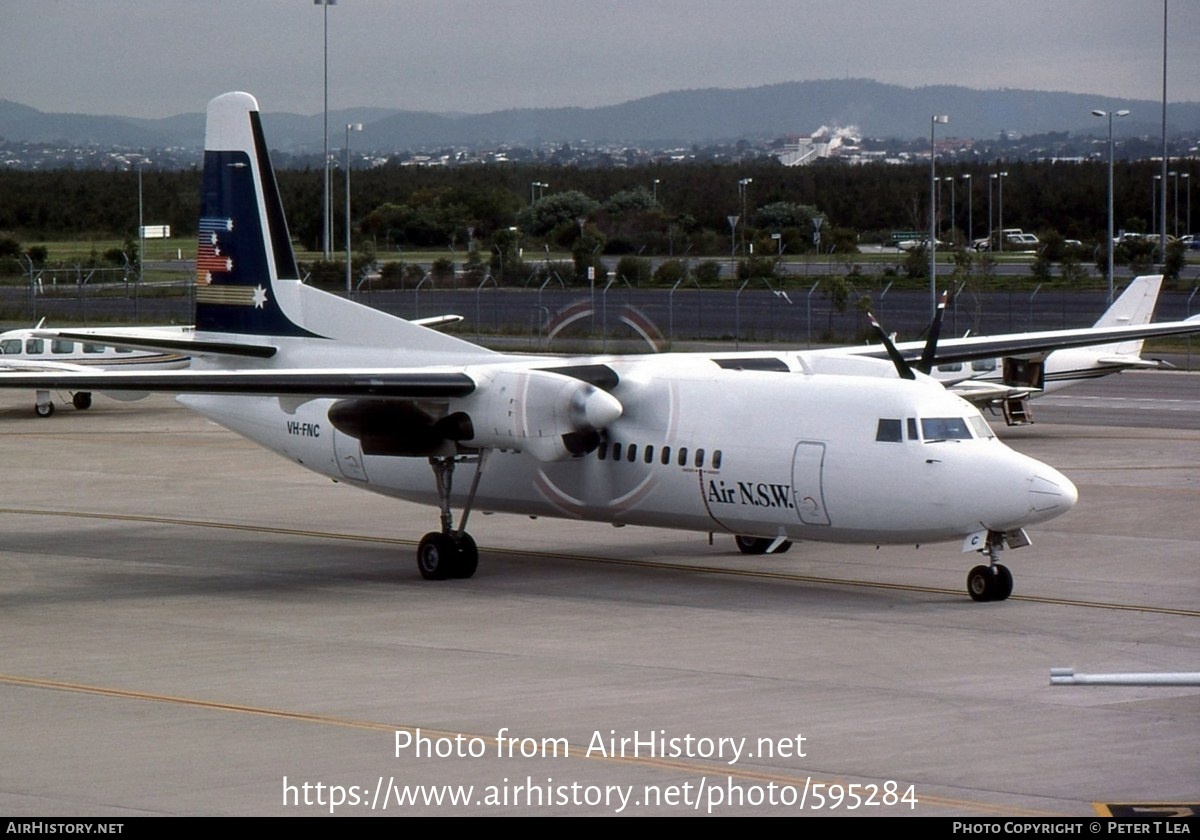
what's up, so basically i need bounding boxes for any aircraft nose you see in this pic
[1028,467,1078,517]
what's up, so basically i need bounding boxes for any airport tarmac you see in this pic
[0,372,1197,817]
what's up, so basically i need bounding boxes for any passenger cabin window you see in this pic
[25,339,44,354]
[597,441,609,460]
[643,445,654,464]
[83,344,105,354]
[660,446,672,465]
[694,448,705,468]
[677,447,688,467]
[0,339,21,355]
[876,418,903,442]
[712,450,722,469]
[921,417,972,441]
[52,340,74,354]
[626,444,636,463]
[971,359,997,372]
[612,442,623,461]
[936,362,963,372]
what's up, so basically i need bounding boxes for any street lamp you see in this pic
[1168,170,1179,237]
[961,174,973,246]
[942,175,956,246]
[344,122,362,294]
[315,0,337,260]
[653,178,660,205]
[1152,175,1161,240]
[737,178,752,256]
[529,181,547,204]
[1092,108,1129,305]
[996,170,1008,252]
[929,115,948,315]
[1184,172,1191,236]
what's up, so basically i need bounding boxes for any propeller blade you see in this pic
[868,312,915,380]
[917,290,949,374]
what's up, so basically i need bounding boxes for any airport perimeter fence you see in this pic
[2,280,1198,360]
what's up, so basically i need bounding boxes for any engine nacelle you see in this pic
[458,367,623,461]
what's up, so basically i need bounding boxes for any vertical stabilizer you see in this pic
[1091,275,1163,356]
[195,92,314,337]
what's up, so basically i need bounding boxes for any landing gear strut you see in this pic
[416,452,487,580]
[967,530,1014,602]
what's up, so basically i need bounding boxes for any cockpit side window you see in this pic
[967,415,994,439]
[875,418,903,442]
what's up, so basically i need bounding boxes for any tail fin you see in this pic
[1091,274,1163,356]
[195,92,313,336]
[193,92,491,360]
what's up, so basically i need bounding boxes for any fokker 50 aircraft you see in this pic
[4,93,1200,602]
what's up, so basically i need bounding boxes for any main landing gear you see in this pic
[967,531,1014,602]
[416,452,488,581]
[734,535,793,555]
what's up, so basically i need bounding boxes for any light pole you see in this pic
[929,115,948,315]
[962,174,973,246]
[1184,172,1191,236]
[529,181,547,204]
[996,170,1008,252]
[943,175,956,246]
[315,0,337,260]
[737,178,752,256]
[988,174,995,250]
[1153,175,1161,240]
[344,122,362,294]
[1168,170,1179,237]
[653,178,660,205]
[1092,108,1129,305]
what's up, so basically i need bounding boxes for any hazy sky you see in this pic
[3,1,1198,119]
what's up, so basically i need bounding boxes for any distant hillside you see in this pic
[3,79,1198,150]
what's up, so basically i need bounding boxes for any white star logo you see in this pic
[252,285,268,308]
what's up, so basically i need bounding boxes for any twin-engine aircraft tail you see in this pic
[194,92,487,358]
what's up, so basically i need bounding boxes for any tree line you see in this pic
[1,158,1193,284]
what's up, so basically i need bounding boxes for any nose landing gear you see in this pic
[967,530,1016,601]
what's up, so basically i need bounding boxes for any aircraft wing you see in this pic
[0,367,476,398]
[855,316,1200,367]
[32,328,276,359]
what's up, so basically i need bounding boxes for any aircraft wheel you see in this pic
[992,564,1014,601]
[72,392,93,410]
[451,532,479,579]
[735,535,771,555]
[967,564,994,602]
[417,532,455,581]
[35,401,54,418]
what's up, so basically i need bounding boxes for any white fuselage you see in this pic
[179,344,1077,547]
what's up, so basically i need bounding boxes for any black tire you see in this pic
[735,535,792,555]
[72,392,93,410]
[735,535,771,555]
[417,532,454,580]
[450,533,479,579]
[992,564,1014,601]
[967,564,994,602]
[35,401,54,418]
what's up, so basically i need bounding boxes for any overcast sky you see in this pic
[3,1,1198,119]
